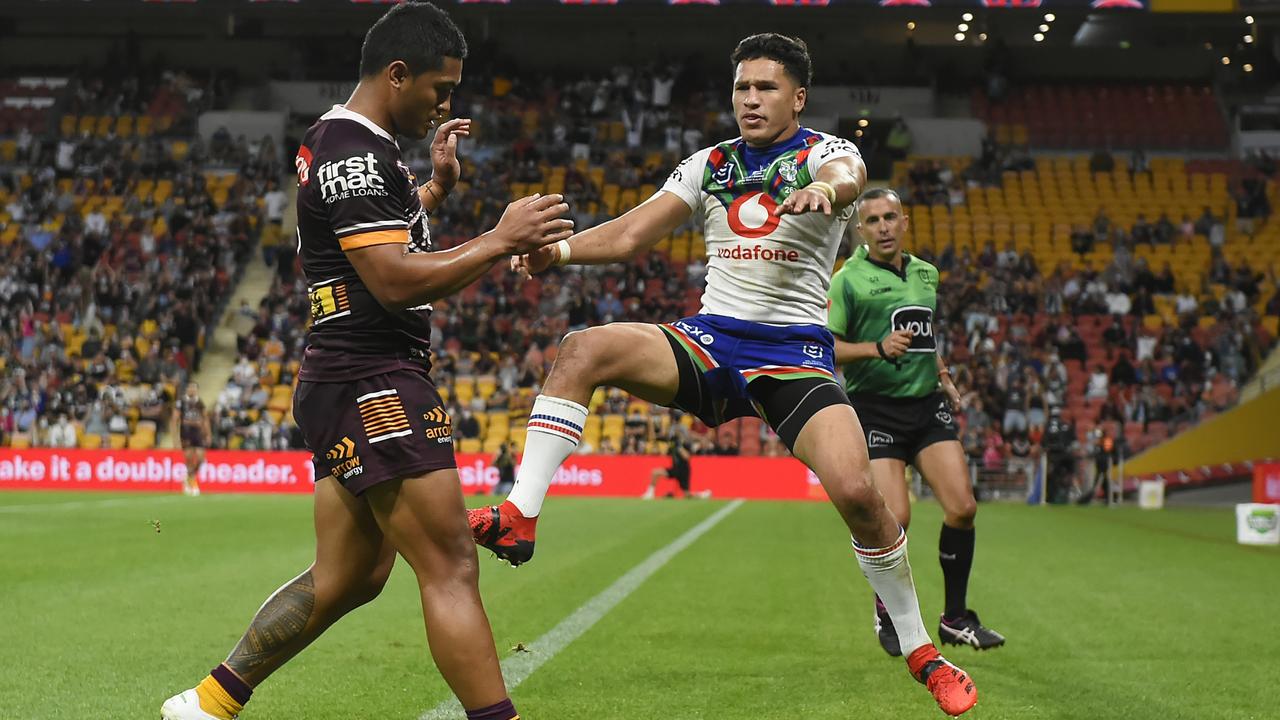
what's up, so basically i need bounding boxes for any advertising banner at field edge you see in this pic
[0,449,827,501]
[1254,463,1280,504]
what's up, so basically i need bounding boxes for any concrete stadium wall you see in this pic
[1126,386,1280,476]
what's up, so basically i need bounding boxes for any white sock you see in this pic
[506,395,588,517]
[854,529,932,656]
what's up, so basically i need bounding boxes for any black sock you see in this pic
[939,523,975,620]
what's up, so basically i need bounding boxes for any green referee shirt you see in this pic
[827,244,941,399]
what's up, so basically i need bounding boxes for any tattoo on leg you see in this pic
[225,570,316,677]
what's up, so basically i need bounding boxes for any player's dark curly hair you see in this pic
[730,33,812,89]
[359,2,468,78]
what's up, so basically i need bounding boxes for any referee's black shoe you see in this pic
[874,598,903,657]
[938,610,1006,651]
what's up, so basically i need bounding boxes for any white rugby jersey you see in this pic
[659,127,860,326]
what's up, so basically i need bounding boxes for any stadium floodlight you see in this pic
[1245,15,1253,24]
[959,23,969,32]
[907,21,916,31]
[1039,24,1049,32]
[1244,64,1254,72]
[1034,33,1045,42]
[1244,35,1253,44]
[955,32,966,42]
[1221,56,1230,65]
[1045,13,1056,22]
[858,118,870,127]
[962,12,973,21]
[979,33,988,41]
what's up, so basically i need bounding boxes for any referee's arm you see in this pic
[827,263,912,365]
[833,330,912,365]
[936,352,964,408]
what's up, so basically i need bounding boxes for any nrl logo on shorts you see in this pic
[936,410,953,425]
[868,430,894,448]
[803,344,824,359]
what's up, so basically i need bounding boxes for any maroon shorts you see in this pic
[294,367,457,496]
[181,427,207,449]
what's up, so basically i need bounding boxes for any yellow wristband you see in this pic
[807,181,836,203]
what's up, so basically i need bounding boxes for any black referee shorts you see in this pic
[848,392,959,462]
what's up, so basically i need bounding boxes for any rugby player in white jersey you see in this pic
[470,34,977,716]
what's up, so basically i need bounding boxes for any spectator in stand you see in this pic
[46,413,78,448]
[1086,365,1110,400]
[885,117,913,160]
[1130,213,1155,246]
[1193,206,1218,237]
[456,408,482,441]
[1175,288,1199,316]
[1089,147,1114,173]
[1002,378,1029,434]
[1154,212,1176,245]
[1070,224,1094,255]
[1110,353,1137,388]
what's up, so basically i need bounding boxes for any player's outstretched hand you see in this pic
[773,186,832,217]
[510,243,559,279]
[881,328,913,358]
[429,118,471,190]
[494,193,574,255]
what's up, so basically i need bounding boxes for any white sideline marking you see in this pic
[0,495,196,513]
[419,499,745,720]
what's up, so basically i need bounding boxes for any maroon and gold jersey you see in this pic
[294,105,434,382]
[179,395,206,430]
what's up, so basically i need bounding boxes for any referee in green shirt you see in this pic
[828,188,1005,656]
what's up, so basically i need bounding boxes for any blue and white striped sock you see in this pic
[507,395,588,517]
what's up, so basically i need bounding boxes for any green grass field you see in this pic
[2,490,1277,720]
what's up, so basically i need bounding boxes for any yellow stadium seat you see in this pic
[268,394,291,413]
[127,433,154,450]
[80,434,103,449]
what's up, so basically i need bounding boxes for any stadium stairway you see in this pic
[193,183,299,408]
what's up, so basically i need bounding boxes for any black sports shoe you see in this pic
[874,599,903,657]
[938,610,1006,651]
